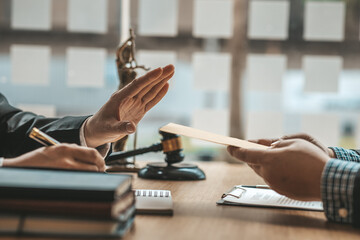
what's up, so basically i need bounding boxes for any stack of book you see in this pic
[0,168,135,238]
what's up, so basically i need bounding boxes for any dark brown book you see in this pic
[0,213,135,238]
[0,168,132,202]
[0,190,135,220]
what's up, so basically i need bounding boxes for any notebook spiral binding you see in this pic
[135,190,171,198]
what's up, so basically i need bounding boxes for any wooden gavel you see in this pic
[106,131,184,166]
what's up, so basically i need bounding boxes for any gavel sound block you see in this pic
[106,131,206,181]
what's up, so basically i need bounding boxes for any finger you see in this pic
[114,67,163,98]
[141,72,174,104]
[64,146,105,171]
[136,65,174,99]
[227,146,269,165]
[281,133,313,142]
[144,83,169,112]
[282,133,330,155]
[248,138,279,146]
[138,71,174,102]
[66,160,100,172]
[270,139,295,149]
[113,121,136,136]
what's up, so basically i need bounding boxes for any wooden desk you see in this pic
[126,161,360,240]
[2,162,360,240]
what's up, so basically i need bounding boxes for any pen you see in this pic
[29,127,60,146]
[241,185,270,189]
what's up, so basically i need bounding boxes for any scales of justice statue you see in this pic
[107,29,206,180]
[111,29,149,172]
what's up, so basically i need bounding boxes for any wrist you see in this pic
[327,147,336,158]
[312,155,329,201]
[2,158,17,167]
[84,117,100,148]
[84,116,129,148]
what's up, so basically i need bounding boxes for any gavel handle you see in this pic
[106,143,163,165]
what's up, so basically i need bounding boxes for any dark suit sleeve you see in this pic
[0,93,89,158]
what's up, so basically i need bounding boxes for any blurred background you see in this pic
[1,0,360,162]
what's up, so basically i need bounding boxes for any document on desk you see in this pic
[217,186,323,211]
[160,123,268,149]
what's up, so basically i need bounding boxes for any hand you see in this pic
[249,133,335,158]
[227,138,330,201]
[3,144,105,172]
[85,64,175,148]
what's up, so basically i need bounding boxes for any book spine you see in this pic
[0,189,135,220]
[0,183,131,202]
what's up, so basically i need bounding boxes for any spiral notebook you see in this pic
[135,189,173,215]
[217,186,323,211]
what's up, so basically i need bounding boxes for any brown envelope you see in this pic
[160,123,268,150]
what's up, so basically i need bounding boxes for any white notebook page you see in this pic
[135,190,173,214]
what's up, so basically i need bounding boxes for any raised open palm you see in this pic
[84,64,175,148]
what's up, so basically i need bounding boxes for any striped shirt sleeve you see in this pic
[329,147,360,162]
[321,159,360,224]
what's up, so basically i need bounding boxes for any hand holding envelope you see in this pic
[161,123,328,201]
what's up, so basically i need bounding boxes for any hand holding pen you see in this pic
[29,127,60,146]
[1,128,105,172]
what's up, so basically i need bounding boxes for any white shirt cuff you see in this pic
[80,118,111,158]
[0,157,3,167]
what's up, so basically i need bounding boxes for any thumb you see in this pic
[227,146,268,165]
[116,121,136,134]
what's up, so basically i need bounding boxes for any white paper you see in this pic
[17,104,56,118]
[221,186,323,211]
[138,0,178,36]
[67,0,108,34]
[246,112,284,140]
[303,56,342,93]
[301,114,340,147]
[193,0,234,38]
[193,52,232,91]
[11,45,51,86]
[137,50,177,71]
[248,0,290,40]
[66,47,106,88]
[11,0,52,30]
[304,1,345,42]
[246,54,287,92]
